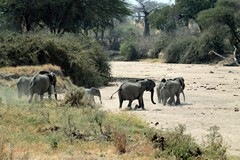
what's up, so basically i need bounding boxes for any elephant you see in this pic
[110,79,156,110]
[10,76,31,98]
[38,70,57,100]
[159,77,185,106]
[27,71,57,103]
[156,78,167,103]
[84,87,102,104]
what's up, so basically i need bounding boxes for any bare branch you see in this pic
[233,46,239,66]
[208,51,226,59]
[209,46,239,66]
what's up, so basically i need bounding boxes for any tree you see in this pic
[0,0,41,32]
[175,0,217,25]
[133,0,162,37]
[148,5,177,33]
[0,0,131,34]
[197,0,240,48]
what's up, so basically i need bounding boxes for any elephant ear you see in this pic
[145,79,156,91]
[174,77,185,90]
[46,72,57,85]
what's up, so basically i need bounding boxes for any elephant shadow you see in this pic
[169,102,193,107]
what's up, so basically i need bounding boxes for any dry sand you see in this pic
[98,61,240,156]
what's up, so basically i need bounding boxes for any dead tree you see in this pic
[209,46,239,66]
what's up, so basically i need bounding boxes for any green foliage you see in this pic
[175,0,217,19]
[151,124,200,159]
[0,0,131,33]
[197,0,240,50]
[164,35,194,63]
[0,32,111,87]
[149,6,177,32]
[202,126,227,159]
[150,34,173,58]
[120,41,138,61]
[181,31,226,63]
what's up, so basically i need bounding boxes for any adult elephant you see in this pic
[10,76,31,98]
[84,87,102,104]
[28,72,57,103]
[110,79,156,110]
[160,77,185,106]
[38,70,57,100]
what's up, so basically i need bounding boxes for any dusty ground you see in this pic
[98,61,240,156]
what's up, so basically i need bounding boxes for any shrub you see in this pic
[150,34,173,58]
[181,31,226,64]
[0,31,111,87]
[120,42,138,61]
[164,36,194,63]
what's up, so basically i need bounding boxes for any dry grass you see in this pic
[0,64,61,75]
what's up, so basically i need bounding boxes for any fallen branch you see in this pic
[208,46,239,66]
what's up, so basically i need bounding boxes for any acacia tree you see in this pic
[0,0,41,32]
[175,0,217,23]
[197,0,240,48]
[0,0,131,34]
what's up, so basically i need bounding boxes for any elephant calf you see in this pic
[84,87,102,104]
[156,77,185,106]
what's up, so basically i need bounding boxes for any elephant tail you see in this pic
[110,89,119,99]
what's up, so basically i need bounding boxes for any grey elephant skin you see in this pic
[11,76,31,98]
[158,77,185,106]
[111,79,156,110]
[84,87,102,104]
[28,72,57,103]
[156,79,166,103]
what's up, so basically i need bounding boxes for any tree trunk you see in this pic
[143,12,150,37]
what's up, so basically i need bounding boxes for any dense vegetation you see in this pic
[0,32,110,87]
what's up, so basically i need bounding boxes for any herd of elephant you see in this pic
[111,77,185,110]
[10,70,102,104]
[10,70,185,109]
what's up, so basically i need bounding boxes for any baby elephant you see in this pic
[157,77,185,106]
[84,87,102,104]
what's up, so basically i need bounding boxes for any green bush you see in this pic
[181,31,226,64]
[150,34,173,58]
[120,42,138,61]
[0,31,111,87]
[164,36,194,63]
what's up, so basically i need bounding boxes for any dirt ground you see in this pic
[98,61,240,156]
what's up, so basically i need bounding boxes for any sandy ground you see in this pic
[98,61,240,156]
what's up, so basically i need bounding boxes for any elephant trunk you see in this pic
[150,89,156,104]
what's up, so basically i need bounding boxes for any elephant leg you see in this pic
[137,97,145,110]
[175,94,180,105]
[168,96,176,105]
[119,98,123,108]
[163,99,167,106]
[28,93,34,103]
[157,88,161,103]
[127,100,133,109]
